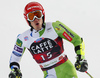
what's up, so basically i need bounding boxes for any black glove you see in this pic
[75,55,88,72]
[9,68,22,78]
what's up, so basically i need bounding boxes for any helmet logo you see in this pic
[27,6,42,10]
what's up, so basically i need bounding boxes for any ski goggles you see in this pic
[27,10,43,21]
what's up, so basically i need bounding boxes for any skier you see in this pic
[9,1,88,78]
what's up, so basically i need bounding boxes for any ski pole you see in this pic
[85,71,93,78]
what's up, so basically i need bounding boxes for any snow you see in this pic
[0,0,100,78]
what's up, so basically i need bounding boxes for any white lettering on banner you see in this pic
[41,55,45,61]
[47,40,53,48]
[63,32,72,41]
[36,45,40,49]
[40,52,52,61]
[27,6,42,10]
[31,46,35,51]
[47,52,52,59]
[37,49,42,53]
[64,33,71,40]
[40,43,43,47]
[31,39,53,54]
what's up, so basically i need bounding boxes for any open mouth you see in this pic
[36,23,39,25]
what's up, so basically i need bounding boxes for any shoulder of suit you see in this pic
[17,29,31,39]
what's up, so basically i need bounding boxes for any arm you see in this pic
[52,21,85,58]
[9,34,26,78]
[52,21,88,72]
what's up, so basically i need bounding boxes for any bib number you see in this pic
[41,52,52,61]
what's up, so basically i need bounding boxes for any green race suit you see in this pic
[9,21,85,78]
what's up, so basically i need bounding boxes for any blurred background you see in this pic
[0,0,100,78]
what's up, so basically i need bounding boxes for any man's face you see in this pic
[30,18,43,31]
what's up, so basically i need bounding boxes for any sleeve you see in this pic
[52,21,85,59]
[9,34,26,69]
